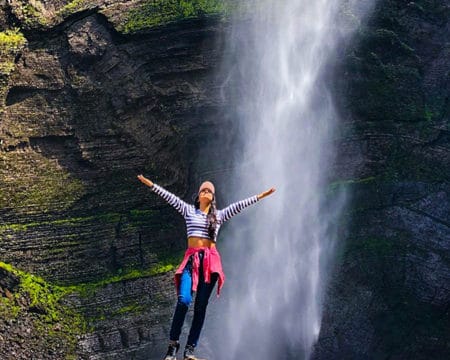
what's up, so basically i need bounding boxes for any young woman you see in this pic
[137,175,275,360]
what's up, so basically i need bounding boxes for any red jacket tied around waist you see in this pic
[175,247,225,296]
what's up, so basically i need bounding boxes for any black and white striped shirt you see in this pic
[152,184,259,242]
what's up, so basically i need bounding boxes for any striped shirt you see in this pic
[152,184,259,242]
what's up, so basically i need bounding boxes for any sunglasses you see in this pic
[199,188,214,194]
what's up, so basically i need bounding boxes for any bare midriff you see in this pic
[188,236,216,248]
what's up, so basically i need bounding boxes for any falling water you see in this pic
[202,1,375,359]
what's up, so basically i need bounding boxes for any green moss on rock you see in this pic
[12,1,50,28]
[0,29,27,55]
[112,302,145,316]
[72,251,183,298]
[0,209,167,233]
[0,29,27,108]
[57,0,89,18]
[120,0,228,33]
[0,151,85,213]
[0,262,87,356]
[328,176,377,193]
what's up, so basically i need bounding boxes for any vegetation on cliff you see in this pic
[120,0,228,33]
[8,1,50,28]
[0,262,86,359]
[3,0,232,34]
[343,0,449,126]
[0,29,26,110]
[0,151,85,213]
[0,29,27,74]
[71,250,183,298]
[0,255,182,356]
[58,0,89,18]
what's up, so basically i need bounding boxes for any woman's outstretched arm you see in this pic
[137,174,190,217]
[219,187,276,223]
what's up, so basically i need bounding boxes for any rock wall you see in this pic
[314,0,450,358]
[1,1,231,358]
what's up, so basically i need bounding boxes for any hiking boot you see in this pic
[183,345,205,360]
[164,340,179,360]
[183,344,201,360]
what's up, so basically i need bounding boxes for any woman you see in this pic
[137,174,275,360]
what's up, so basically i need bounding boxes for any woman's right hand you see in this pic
[137,174,154,188]
[257,187,276,200]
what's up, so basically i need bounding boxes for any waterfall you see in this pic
[202,1,375,359]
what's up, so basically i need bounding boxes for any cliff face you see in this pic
[1,1,229,359]
[0,0,449,359]
[315,0,450,358]
[0,11,225,283]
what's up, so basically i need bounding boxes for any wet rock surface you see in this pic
[1,3,228,359]
[314,0,450,358]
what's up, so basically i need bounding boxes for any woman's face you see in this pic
[199,188,214,203]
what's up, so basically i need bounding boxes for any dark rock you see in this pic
[0,267,20,291]
[314,0,450,359]
[67,15,111,62]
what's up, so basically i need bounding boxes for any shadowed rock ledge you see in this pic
[1,2,231,358]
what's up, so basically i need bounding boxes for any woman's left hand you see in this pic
[257,187,276,200]
[137,174,154,188]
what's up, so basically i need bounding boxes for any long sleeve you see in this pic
[152,184,191,217]
[218,195,259,223]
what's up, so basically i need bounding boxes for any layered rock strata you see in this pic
[1,2,230,358]
[314,0,450,358]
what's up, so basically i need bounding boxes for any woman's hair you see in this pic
[194,195,218,240]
